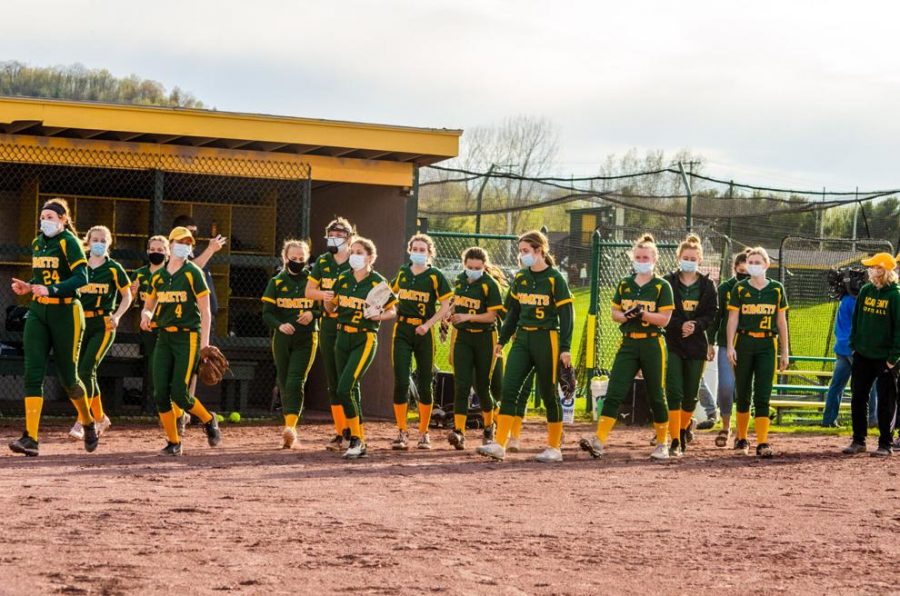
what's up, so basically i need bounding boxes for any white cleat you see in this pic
[578,436,604,458]
[96,415,112,437]
[506,438,521,453]
[68,421,84,441]
[650,443,670,460]
[534,447,563,463]
[282,426,297,449]
[476,442,506,461]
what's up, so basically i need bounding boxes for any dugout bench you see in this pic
[772,355,850,424]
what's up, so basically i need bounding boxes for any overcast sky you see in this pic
[4,0,899,190]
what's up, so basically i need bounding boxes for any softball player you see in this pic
[323,237,397,459]
[580,233,674,461]
[139,226,221,456]
[662,233,717,456]
[725,247,790,458]
[262,239,320,449]
[389,234,453,450]
[9,198,98,457]
[67,225,132,441]
[447,247,504,450]
[306,217,354,451]
[477,230,574,463]
[843,253,900,457]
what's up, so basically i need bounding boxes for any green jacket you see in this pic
[849,281,900,364]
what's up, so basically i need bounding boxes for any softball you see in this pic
[228,412,241,423]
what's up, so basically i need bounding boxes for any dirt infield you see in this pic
[0,420,898,595]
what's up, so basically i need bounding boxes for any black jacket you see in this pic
[663,271,718,360]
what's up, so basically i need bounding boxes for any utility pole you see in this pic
[851,186,859,252]
[678,161,694,232]
[474,164,496,235]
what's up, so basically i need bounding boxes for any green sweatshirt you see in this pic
[849,281,900,364]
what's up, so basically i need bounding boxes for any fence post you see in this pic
[151,169,164,235]
[678,161,693,232]
[585,230,601,413]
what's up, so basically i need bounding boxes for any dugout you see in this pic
[0,97,460,418]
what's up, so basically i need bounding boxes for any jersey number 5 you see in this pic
[535,307,545,320]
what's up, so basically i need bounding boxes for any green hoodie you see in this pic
[849,281,900,364]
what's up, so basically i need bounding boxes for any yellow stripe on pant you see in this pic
[184,332,199,385]
[354,333,376,380]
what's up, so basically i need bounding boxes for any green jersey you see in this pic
[310,252,352,319]
[849,282,900,363]
[508,266,573,329]
[390,264,453,321]
[80,258,130,314]
[30,229,87,298]
[261,268,320,333]
[612,275,675,334]
[707,276,740,346]
[451,273,504,332]
[148,261,210,330]
[727,279,788,334]
[132,264,163,309]
[677,279,701,317]
[332,270,397,332]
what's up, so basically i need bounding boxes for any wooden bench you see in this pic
[770,399,850,424]
[220,360,261,413]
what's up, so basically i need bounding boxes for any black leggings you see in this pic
[850,353,898,447]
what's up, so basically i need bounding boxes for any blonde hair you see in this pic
[147,235,169,252]
[84,225,113,249]
[632,233,658,260]
[281,238,310,261]
[407,234,436,260]
[42,197,78,236]
[351,237,377,264]
[871,267,899,288]
[518,230,556,266]
[677,233,703,260]
[745,246,770,265]
[325,217,354,236]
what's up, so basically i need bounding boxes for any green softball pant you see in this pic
[78,316,115,399]
[140,330,158,412]
[152,329,201,414]
[318,316,340,406]
[665,350,706,413]
[601,336,669,424]
[452,329,496,414]
[23,300,87,400]
[491,357,535,417]
[499,329,562,423]
[733,334,777,418]
[272,330,318,418]
[335,330,377,421]
[392,322,435,406]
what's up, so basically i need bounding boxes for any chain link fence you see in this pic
[0,141,310,415]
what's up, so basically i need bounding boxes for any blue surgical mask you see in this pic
[409,252,428,266]
[40,219,62,238]
[348,254,367,271]
[633,261,653,275]
[679,260,698,273]
[465,268,483,281]
[747,264,767,278]
[172,243,192,259]
[520,253,536,268]
[90,242,107,257]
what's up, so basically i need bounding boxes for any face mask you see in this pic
[736,272,750,281]
[409,252,428,266]
[172,243,192,260]
[520,253,536,268]
[287,259,305,275]
[747,264,767,278]
[326,237,345,254]
[40,219,62,238]
[90,242,107,257]
[348,254,367,271]
[679,260,698,273]
[633,261,653,275]
[148,252,166,266]
[465,268,483,281]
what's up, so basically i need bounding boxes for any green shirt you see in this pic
[332,270,397,332]
[677,279,701,318]
[261,269,320,333]
[707,276,740,346]
[451,273,504,332]
[309,252,352,292]
[612,275,675,334]
[390,264,453,321]
[507,267,573,329]
[80,258,131,314]
[727,279,788,334]
[132,264,162,309]
[148,261,210,330]
[30,229,87,298]
[849,282,900,363]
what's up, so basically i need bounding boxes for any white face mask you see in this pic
[348,253,367,271]
[465,268,484,281]
[40,219,62,238]
[520,253,536,268]
[172,243,192,260]
[409,252,428,266]
[747,264,767,278]
[633,261,653,275]
[679,260,698,273]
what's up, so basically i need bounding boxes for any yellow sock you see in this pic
[495,414,514,448]
[188,400,213,424]
[454,414,467,433]
[668,410,681,444]
[90,395,104,421]
[681,410,694,430]
[359,423,366,442]
[547,422,563,449]
[511,416,524,439]
[654,422,668,445]
[736,411,751,440]
[346,416,361,438]
[482,410,494,428]
[331,405,346,435]
[417,403,432,434]
[159,410,180,443]
[70,396,93,425]
[492,407,499,421]
[394,403,408,431]
[596,416,616,443]
[24,396,43,441]
[172,403,184,418]
[755,416,770,444]
[284,414,299,429]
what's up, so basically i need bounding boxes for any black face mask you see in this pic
[736,272,750,281]
[148,252,166,266]
[326,245,338,255]
[287,260,305,275]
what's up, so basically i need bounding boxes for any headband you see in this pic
[42,202,66,217]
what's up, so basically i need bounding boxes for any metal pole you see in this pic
[678,161,693,232]
[852,186,859,252]
[474,164,495,235]
[585,230,602,413]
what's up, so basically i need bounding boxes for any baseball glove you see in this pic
[199,345,230,386]
[558,362,577,399]
[364,281,393,319]
[623,304,644,320]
